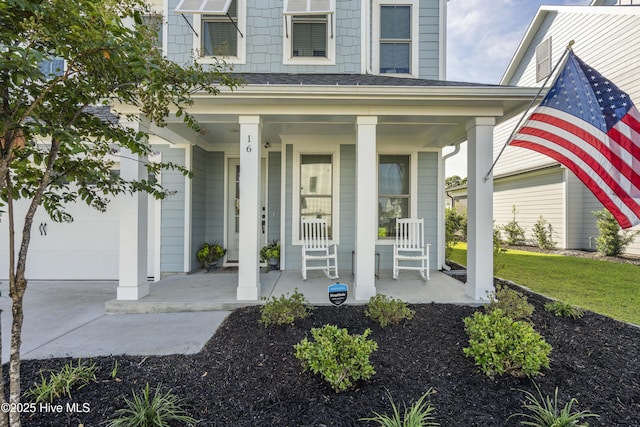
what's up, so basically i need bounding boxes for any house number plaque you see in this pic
[328,283,348,306]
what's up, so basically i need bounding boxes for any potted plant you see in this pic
[260,240,280,270]
[197,242,226,269]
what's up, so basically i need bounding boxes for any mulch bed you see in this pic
[10,276,640,426]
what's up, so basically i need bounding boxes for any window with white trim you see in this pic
[300,154,333,237]
[378,155,410,238]
[536,37,552,82]
[283,0,335,64]
[184,0,246,64]
[373,0,418,76]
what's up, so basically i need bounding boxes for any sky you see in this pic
[444,0,592,178]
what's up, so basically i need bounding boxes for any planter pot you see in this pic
[269,258,279,270]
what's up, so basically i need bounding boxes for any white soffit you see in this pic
[174,0,232,14]
[283,0,335,15]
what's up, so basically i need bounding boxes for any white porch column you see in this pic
[117,147,149,300]
[466,117,495,300]
[354,116,378,301]
[237,116,262,300]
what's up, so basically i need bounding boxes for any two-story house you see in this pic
[1,0,538,303]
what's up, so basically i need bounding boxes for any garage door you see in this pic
[0,198,122,280]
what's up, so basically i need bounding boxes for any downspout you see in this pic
[441,142,462,271]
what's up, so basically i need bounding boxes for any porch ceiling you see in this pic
[147,83,540,150]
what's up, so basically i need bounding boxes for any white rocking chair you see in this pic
[301,218,339,280]
[393,218,430,281]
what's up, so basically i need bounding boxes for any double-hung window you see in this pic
[292,15,327,58]
[373,0,418,76]
[283,0,335,64]
[378,155,410,238]
[176,0,246,64]
[202,1,238,57]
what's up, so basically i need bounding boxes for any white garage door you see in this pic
[0,198,122,280]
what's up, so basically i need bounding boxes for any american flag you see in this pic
[511,50,640,229]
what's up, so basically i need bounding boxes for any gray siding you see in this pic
[191,146,207,271]
[154,145,186,273]
[417,152,438,269]
[418,0,442,79]
[339,144,356,268]
[205,151,225,244]
[267,151,281,243]
[166,0,361,74]
[284,144,297,269]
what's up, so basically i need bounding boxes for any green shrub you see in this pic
[544,301,585,320]
[360,389,439,426]
[509,382,599,426]
[107,383,197,427]
[294,324,377,392]
[493,224,507,275]
[259,288,314,326]
[463,309,552,378]
[486,284,534,321]
[502,205,527,246]
[26,359,97,403]
[445,207,466,259]
[593,209,639,256]
[365,294,415,328]
[532,216,556,250]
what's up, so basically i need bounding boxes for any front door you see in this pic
[226,158,267,262]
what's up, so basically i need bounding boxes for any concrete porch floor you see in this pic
[105,268,480,314]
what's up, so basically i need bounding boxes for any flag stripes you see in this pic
[512,107,640,229]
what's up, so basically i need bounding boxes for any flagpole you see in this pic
[483,40,575,182]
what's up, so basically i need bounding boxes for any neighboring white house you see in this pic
[0,0,538,302]
[489,1,640,254]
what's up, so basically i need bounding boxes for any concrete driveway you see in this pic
[0,280,229,362]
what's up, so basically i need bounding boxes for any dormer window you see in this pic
[283,0,335,65]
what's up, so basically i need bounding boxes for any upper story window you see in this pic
[283,0,335,65]
[39,58,65,78]
[202,1,238,57]
[176,0,246,64]
[142,13,163,50]
[372,0,419,77]
[292,15,327,58]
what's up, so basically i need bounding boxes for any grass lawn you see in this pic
[449,243,640,325]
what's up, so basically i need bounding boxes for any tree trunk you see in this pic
[0,309,6,427]
[8,286,24,427]
[5,139,60,427]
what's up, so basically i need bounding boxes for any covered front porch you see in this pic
[105,268,478,314]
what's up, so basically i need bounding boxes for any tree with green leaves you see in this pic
[0,1,237,425]
[445,174,467,189]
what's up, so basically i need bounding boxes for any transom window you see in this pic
[379,5,411,74]
[300,154,333,237]
[378,155,410,238]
